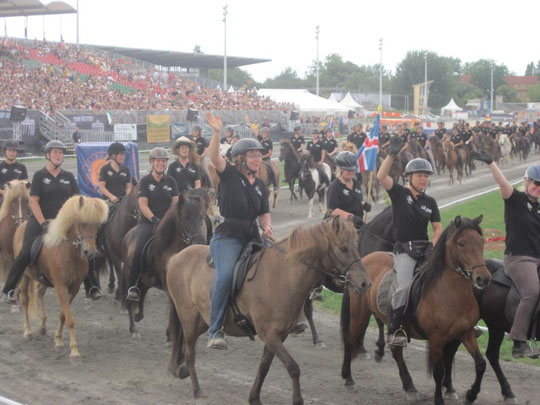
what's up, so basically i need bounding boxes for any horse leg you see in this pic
[485,326,516,403]
[307,197,314,218]
[55,286,81,364]
[19,276,32,339]
[55,310,66,352]
[183,320,206,399]
[390,345,418,399]
[304,299,324,347]
[461,331,487,404]
[128,300,140,339]
[107,254,115,294]
[248,344,276,405]
[318,190,325,213]
[38,284,47,335]
[134,285,149,323]
[374,316,385,362]
[430,339,446,405]
[441,340,460,400]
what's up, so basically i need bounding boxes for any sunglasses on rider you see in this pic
[532,180,540,187]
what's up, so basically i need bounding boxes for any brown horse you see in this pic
[429,136,445,175]
[341,216,491,405]
[16,196,108,364]
[166,217,372,404]
[0,180,30,281]
[443,140,463,185]
[119,188,211,338]
[259,159,280,209]
[279,138,302,202]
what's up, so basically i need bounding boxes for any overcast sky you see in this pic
[4,0,539,83]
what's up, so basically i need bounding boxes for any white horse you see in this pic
[498,134,513,165]
[299,155,331,218]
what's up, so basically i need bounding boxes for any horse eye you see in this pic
[341,246,349,253]
[457,242,465,248]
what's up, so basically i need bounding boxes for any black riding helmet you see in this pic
[336,151,357,171]
[294,125,302,132]
[231,138,265,158]
[525,164,540,182]
[3,139,24,152]
[44,140,67,154]
[107,142,125,155]
[404,158,433,175]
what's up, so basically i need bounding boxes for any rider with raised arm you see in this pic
[377,137,442,347]
[472,152,540,358]
[206,112,272,350]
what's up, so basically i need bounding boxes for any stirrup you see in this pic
[2,289,18,305]
[88,286,102,301]
[387,328,408,347]
[127,286,140,302]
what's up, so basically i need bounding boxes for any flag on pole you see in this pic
[356,111,380,172]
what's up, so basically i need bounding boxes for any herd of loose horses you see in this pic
[0,138,538,404]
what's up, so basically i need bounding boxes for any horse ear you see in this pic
[25,181,31,189]
[79,195,84,208]
[474,215,483,225]
[332,215,341,232]
[454,215,462,227]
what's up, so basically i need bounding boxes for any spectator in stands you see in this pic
[72,127,81,149]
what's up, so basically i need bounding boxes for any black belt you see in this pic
[223,218,256,226]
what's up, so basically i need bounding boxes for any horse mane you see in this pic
[420,217,483,297]
[280,138,300,161]
[0,180,29,222]
[300,153,315,169]
[45,196,109,247]
[340,140,357,154]
[287,218,356,265]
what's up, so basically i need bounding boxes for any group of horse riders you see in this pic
[1,115,539,359]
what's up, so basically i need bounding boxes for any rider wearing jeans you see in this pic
[377,136,442,347]
[1,141,101,303]
[205,112,272,350]
[473,152,540,358]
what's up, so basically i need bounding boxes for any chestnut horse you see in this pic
[430,136,445,175]
[341,216,491,405]
[443,140,463,185]
[0,180,30,280]
[166,217,372,404]
[16,196,108,364]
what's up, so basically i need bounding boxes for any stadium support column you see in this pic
[424,52,428,115]
[490,63,493,115]
[223,5,228,92]
[315,26,320,97]
[379,38,383,108]
[77,0,80,50]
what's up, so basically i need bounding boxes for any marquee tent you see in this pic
[339,92,363,109]
[258,89,351,113]
[441,98,462,114]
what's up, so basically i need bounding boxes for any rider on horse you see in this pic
[377,136,442,347]
[0,139,28,204]
[473,152,540,358]
[1,140,101,303]
[291,125,305,153]
[205,112,272,350]
[168,136,202,195]
[191,125,209,159]
[126,147,179,302]
[322,127,339,165]
[98,142,132,203]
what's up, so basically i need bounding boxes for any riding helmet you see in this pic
[336,151,357,171]
[44,140,67,154]
[172,136,195,155]
[311,128,320,135]
[192,125,202,133]
[148,147,169,162]
[225,126,234,134]
[404,158,433,175]
[294,125,302,132]
[3,139,24,152]
[525,164,540,182]
[230,138,265,158]
[107,142,126,155]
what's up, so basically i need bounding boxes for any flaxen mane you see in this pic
[45,196,109,247]
[0,180,30,222]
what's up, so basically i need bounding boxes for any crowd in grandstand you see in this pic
[0,39,293,114]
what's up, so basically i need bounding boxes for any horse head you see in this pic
[175,189,209,245]
[279,139,291,162]
[0,180,31,227]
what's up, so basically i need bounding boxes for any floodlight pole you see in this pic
[315,25,320,96]
[424,52,428,114]
[379,38,383,108]
[76,0,80,49]
[223,5,228,92]
[490,63,494,115]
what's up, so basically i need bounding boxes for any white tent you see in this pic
[328,92,341,103]
[441,98,462,114]
[340,92,363,109]
[257,89,351,113]
[227,85,235,93]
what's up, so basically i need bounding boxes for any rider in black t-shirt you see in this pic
[2,140,101,303]
[98,142,132,202]
[205,112,272,350]
[126,148,179,302]
[291,126,305,153]
[221,127,235,145]
[377,137,442,347]
[168,136,202,195]
[256,127,278,191]
[347,124,366,150]
[322,127,338,164]
[191,125,209,158]
[306,129,325,165]
[0,140,28,201]
[434,122,447,140]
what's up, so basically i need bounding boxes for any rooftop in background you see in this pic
[93,45,271,69]
[0,0,76,17]
[459,75,539,86]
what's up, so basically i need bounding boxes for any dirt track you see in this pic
[1,158,539,404]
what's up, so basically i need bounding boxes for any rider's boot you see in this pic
[387,306,407,347]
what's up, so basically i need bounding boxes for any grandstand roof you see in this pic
[93,45,270,69]
[0,0,76,17]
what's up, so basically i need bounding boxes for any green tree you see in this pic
[454,83,484,107]
[207,67,255,88]
[261,67,307,88]
[496,84,518,102]
[525,62,535,76]
[527,83,540,102]
[462,59,509,96]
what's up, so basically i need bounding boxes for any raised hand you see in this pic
[205,112,222,133]
[471,150,493,164]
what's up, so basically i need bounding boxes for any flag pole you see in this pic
[363,104,382,223]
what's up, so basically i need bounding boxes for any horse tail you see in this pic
[167,297,185,376]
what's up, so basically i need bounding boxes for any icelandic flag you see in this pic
[356,113,380,172]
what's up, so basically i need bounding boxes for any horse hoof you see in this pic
[70,355,82,365]
[176,364,190,379]
[10,304,20,313]
[444,391,459,400]
[344,379,355,387]
[23,333,32,340]
[358,352,371,360]
[108,287,115,295]
[165,341,171,348]
[315,342,326,349]
[134,313,144,322]
[119,308,128,315]
[374,353,383,363]
[503,397,517,405]
[55,344,64,353]
[405,391,419,401]
[131,332,141,339]
[39,327,47,336]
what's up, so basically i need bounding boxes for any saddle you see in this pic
[29,234,54,288]
[209,238,271,340]
[484,259,540,340]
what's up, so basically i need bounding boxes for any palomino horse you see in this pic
[299,154,331,218]
[0,180,30,280]
[443,140,463,185]
[100,180,139,295]
[341,216,491,405]
[279,138,302,202]
[166,217,372,404]
[119,188,210,338]
[259,159,280,209]
[16,196,108,364]
[430,136,445,175]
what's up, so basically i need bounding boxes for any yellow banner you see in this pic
[147,115,171,143]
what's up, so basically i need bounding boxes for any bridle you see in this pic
[70,222,99,253]
[451,230,488,289]
[317,245,363,288]
[11,196,30,227]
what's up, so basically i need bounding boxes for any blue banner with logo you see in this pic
[76,142,139,197]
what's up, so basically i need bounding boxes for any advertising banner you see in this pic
[147,115,170,143]
[0,109,40,139]
[63,112,113,132]
[114,123,137,140]
[76,142,139,197]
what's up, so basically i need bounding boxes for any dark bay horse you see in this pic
[430,136,445,175]
[0,180,30,280]
[166,217,372,404]
[17,196,109,364]
[341,216,491,405]
[279,138,301,202]
[119,188,210,338]
[259,159,281,209]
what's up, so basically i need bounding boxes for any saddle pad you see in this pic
[376,268,397,316]
[486,258,511,287]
